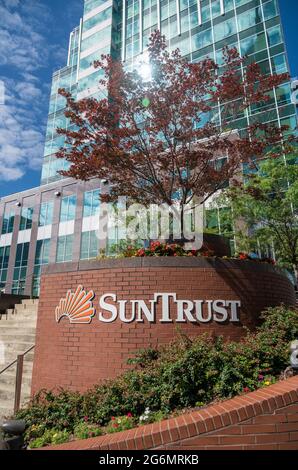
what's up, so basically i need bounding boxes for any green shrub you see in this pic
[105,414,136,433]
[17,305,298,447]
[28,429,69,449]
[73,422,103,440]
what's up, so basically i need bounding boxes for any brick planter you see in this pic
[40,376,298,450]
[31,258,295,394]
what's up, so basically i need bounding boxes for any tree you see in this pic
[56,31,292,240]
[222,157,298,285]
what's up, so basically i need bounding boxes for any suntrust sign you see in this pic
[55,286,241,325]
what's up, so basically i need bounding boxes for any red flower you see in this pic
[111,416,115,421]
[243,387,250,393]
[127,412,132,418]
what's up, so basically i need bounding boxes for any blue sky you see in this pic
[0,0,84,197]
[0,0,297,198]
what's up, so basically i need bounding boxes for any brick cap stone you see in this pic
[42,256,286,276]
[39,376,298,451]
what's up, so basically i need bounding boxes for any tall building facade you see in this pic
[0,0,296,296]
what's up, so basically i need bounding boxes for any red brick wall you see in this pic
[31,258,296,394]
[44,376,298,450]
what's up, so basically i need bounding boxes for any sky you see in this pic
[0,0,84,197]
[0,0,297,198]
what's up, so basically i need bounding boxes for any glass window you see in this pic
[0,245,10,289]
[80,231,99,259]
[60,195,77,222]
[205,209,219,233]
[78,69,105,93]
[84,0,109,15]
[32,239,50,296]
[39,202,54,227]
[237,6,262,32]
[83,189,101,217]
[224,0,234,13]
[276,83,292,105]
[83,7,112,33]
[271,54,287,74]
[267,24,282,47]
[1,210,15,235]
[80,45,110,71]
[35,239,51,266]
[212,0,221,19]
[12,242,29,295]
[240,32,266,56]
[191,28,212,52]
[263,0,278,21]
[81,26,112,53]
[19,207,33,231]
[214,17,237,43]
[56,235,74,263]
[235,0,252,6]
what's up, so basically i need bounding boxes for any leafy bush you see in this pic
[29,429,69,449]
[73,422,103,440]
[16,305,298,447]
[105,414,135,433]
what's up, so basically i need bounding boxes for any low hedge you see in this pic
[16,305,298,447]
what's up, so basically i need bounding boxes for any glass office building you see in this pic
[0,0,296,296]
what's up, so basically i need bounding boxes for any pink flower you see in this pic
[127,412,132,418]
[84,416,88,422]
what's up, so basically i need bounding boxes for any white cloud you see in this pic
[0,0,83,184]
[0,1,54,182]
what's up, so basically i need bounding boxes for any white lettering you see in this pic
[97,293,241,324]
[98,293,118,322]
[176,300,196,322]
[154,293,176,323]
[135,300,156,322]
[212,300,228,322]
[226,300,241,322]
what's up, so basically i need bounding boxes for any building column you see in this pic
[5,209,21,295]
[72,181,84,262]
[48,187,63,264]
[24,192,42,297]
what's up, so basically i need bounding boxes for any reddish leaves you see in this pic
[56,31,293,207]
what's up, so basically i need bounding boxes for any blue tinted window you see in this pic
[83,189,100,217]
[60,195,77,222]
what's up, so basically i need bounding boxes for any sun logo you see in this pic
[55,285,95,324]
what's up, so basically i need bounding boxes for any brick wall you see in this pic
[31,258,296,394]
[43,376,298,450]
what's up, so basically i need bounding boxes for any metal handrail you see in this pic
[0,345,35,376]
[0,345,35,414]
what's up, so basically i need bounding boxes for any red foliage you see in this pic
[56,31,292,209]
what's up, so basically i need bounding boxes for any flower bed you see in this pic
[15,305,298,449]
[104,240,276,265]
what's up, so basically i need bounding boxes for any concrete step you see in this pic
[0,328,37,335]
[0,300,38,423]
[0,320,37,328]
[0,372,32,387]
[0,310,37,317]
[1,352,35,365]
[0,406,14,422]
[21,299,38,306]
[0,334,36,342]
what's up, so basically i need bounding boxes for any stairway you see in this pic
[0,299,38,423]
